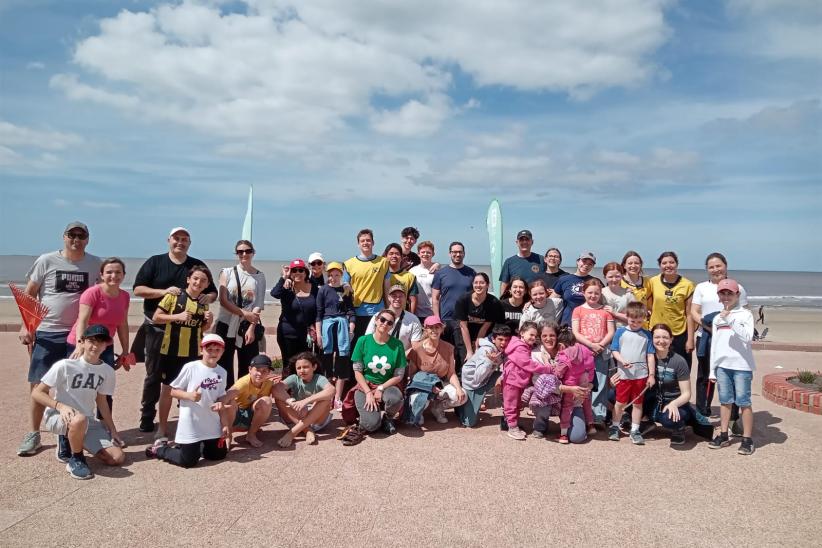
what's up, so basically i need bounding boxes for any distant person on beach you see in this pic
[708,279,756,456]
[648,251,694,368]
[271,259,317,374]
[431,242,476,368]
[307,252,326,292]
[690,252,748,424]
[214,240,265,388]
[343,228,389,346]
[132,227,217,434]
[17,221,101,457]
[499,229,545,297]
[400,226,421,270]
[409,240,437,323]
[757,305,765,325]
[553,251,597,326]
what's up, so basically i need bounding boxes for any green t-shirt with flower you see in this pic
[351,334,407,385]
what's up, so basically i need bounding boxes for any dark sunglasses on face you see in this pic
[236,249,254,255]
[66,232,88,240]
[377,316,394,326]
[291,268,307,274]
[310,261,323,266]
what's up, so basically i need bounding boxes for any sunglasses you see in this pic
[310,261,323,266]
[291,268,307,274]
[65,232,88,240]
[236,249,254,255]
[377,316,395,327]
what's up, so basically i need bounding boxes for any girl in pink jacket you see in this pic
[502,321,551,440]
[554,326,595,444]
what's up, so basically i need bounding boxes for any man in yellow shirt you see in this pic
[343,228,389,345]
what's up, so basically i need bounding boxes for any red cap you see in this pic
[289,259,307,269]
[717,278,739,293]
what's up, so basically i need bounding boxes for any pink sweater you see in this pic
[554,343,595,387]
[502,336,551,389]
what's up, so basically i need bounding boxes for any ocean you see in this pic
[1,255,820,309]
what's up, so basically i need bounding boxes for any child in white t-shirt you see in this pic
[32,324,125,480]
[519,280,557,329]
[145,334,231,468]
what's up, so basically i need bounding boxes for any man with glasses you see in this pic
[18,222,101,456]
[431,242,476,368]
[307,252,325,293]
[498,229,545,297]
[132,227,217,433]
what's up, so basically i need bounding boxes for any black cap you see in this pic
[516,229,533,240]
[249,354,273,369]
[83,324,112,341]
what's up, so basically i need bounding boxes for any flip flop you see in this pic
[341,425,365,446]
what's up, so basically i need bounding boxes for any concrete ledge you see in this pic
[762,372,822,415]
[753,341,822,352]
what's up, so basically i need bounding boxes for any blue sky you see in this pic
[1,0,820,271]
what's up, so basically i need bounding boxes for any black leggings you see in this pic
[217,334,261,388]
[277,332,309,376]
[156,438,227,468]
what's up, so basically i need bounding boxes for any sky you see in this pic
[1,0,820,271]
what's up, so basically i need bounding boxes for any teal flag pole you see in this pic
[486,200,503,296]
[241,186,253,240]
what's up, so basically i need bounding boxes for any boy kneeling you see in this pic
[273,352,335,448]
[223,354,277,448]
[32,324,125,480]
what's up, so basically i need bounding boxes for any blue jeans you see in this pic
[456,371,501,427]
[591,353,611,422]
[716,367,753,407]
[321,316,351,355]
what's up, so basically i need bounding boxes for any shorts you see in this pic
[234,408,253,429]
[42,407,113,454]
[160,355,193,385]
[716,367,753,407]
[28,331,70,383]
[615,377,648,405]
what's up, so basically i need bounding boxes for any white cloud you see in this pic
[51,0,671,149]
[0,120,84,166]
[81,200,122,209]
[26,61,45,70]
[724,0,822,61]
[704,99,822,137]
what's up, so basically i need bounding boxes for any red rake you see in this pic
[9,283,49,354]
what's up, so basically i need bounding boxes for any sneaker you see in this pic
[17,431,41,456]
[499,417,509,431]
[152,437,168,449]
[333,398,343,412]
[708,433,730,449]
[381,416,397,435]
[608,425,620,441]
[55,435,71,463]
[630,431,645,445]
[507,426,526,440]
[431,403,448,424]
[737,437,755,456]
[66,455,93,480]
[532,430,545,439]
[730,419,743,437]
[146,439,168,459]
[694,410,712,426]
[670,429,686,446]
[619,413,631,434]
[557,434,569,444]
[138,418,155,433]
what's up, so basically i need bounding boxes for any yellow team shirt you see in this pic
[648,275,695,336]
[231,374,274,410]
[387,270,418,298]
[343,256,389,307]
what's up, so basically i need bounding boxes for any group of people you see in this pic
[16,222,758,479]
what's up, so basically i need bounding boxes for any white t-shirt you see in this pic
[216,266,267,339]
[519,302,557,328]
[171,360,227,444]
[601,287,636,327]
[365,310,423,352]
[693,280,749,335]
[410,264,435,317]
[40,357,115,418]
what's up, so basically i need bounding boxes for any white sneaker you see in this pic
[431,402,448,424]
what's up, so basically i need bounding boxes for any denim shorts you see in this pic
[716,367,753,407]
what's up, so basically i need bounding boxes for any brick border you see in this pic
[762,372,822,415]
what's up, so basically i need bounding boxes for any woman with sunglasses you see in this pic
[346,309,406,436]
[271,259,317,375]
[215,240,266,387]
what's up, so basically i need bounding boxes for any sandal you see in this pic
[341,425,366,446]
[336,425,353,440]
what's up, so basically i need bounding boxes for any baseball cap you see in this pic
[578,251,596,263]
[424,315,444,327]
[388,284,406,295]
[249,354,273,369]
[516,229,533,240]
[289,259,307,270]
[201,333,225,347]
[308,252,324,264]
[717,278,740,293]
[326,261,344,273]
[83,324,112,342]
[169,226,190,238]
[64,221,89,235]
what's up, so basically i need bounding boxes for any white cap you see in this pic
[169,226,190,238]
[308,252,324,264]
[201,333,224,347]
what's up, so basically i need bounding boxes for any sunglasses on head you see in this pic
[66,231,88,240]
[236,249,254,255]
[377,316,394,326]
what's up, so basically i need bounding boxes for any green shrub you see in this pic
[796,370,820,384]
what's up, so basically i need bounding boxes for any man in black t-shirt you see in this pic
[132,227,217,433]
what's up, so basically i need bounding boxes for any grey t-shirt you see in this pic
[26,251,102,332]
[284,373,330,400]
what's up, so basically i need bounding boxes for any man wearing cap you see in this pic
[17,222,102,457]
[307,252,325,293]
[365,284,423,352]
[553,251,597,326]
[132,227,217,433]
[498,230,546,297]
